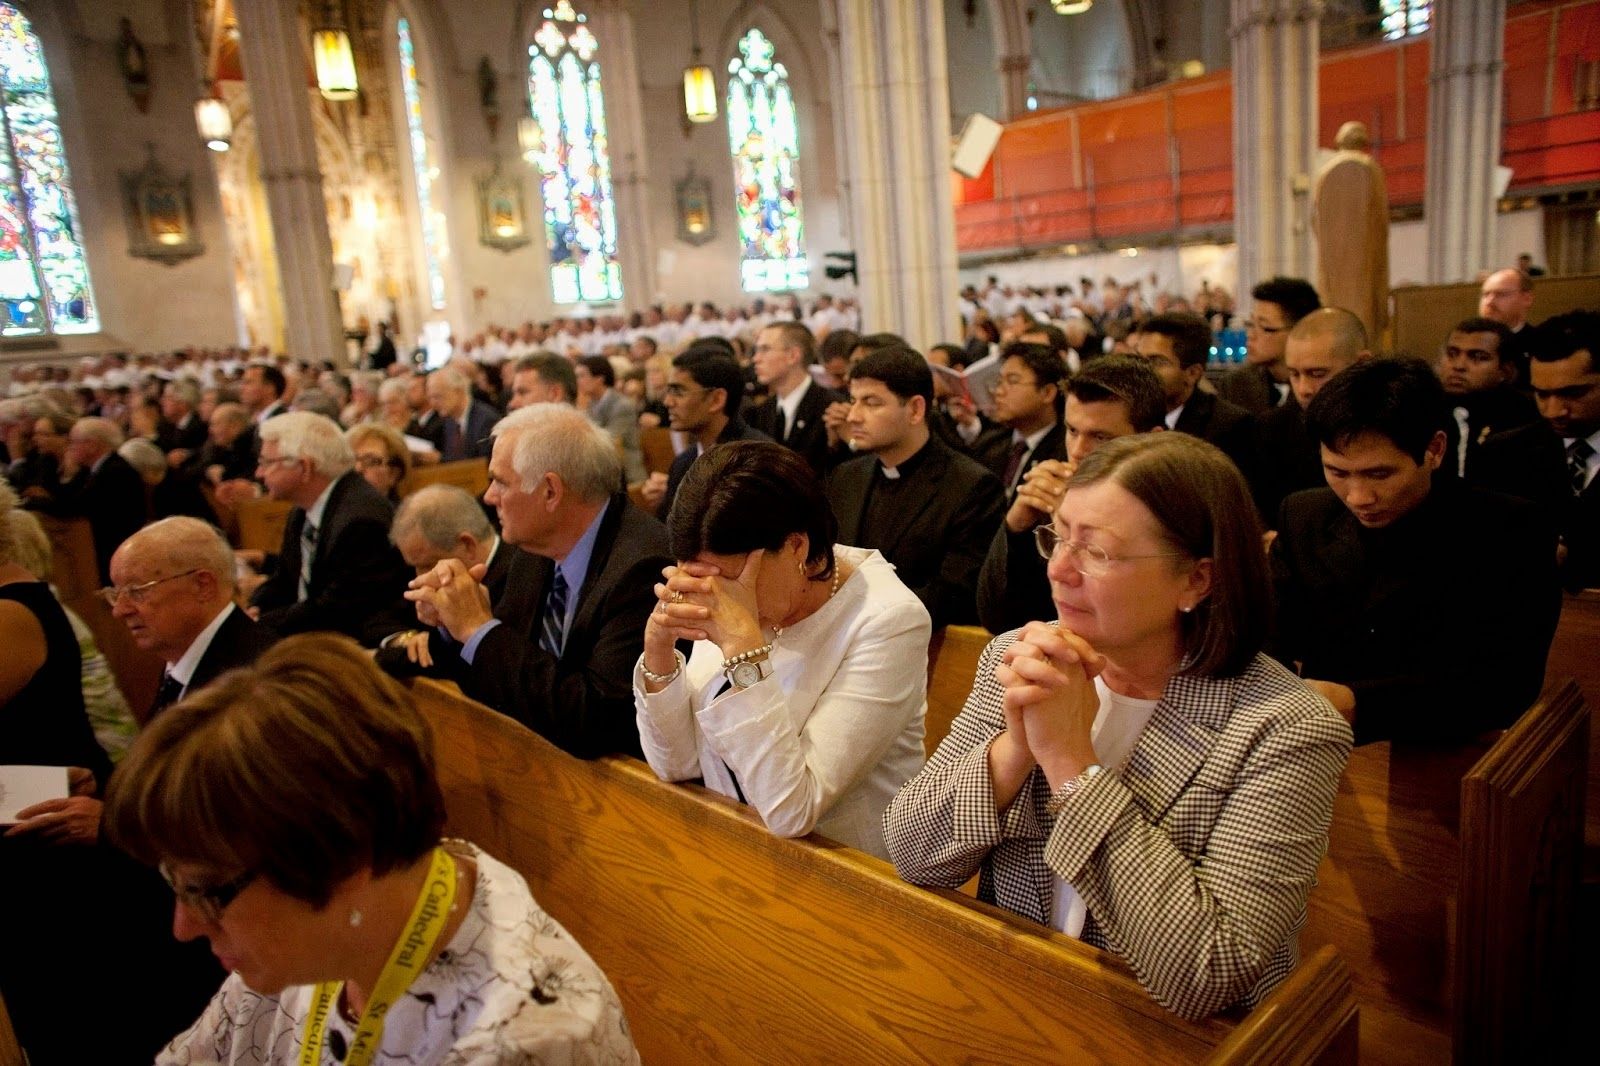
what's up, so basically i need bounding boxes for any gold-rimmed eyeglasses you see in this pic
[1032,525,1185,577]
[98,568,202,606]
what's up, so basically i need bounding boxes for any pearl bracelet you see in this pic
[720,641,775,671]
[641,651,685,686]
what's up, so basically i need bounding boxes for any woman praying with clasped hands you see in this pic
[635,440,929,860]
[884,433,1353,1021]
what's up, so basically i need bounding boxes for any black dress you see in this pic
[0,580,108,781]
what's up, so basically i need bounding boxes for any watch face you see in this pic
[731,661,764,688]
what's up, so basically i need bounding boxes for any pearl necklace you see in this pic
[772,563,843,640]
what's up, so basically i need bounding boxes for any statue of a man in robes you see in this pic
[1312,121,1390,342]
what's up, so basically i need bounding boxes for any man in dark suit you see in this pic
[1135,312,1258,481]
[405,403,671,758]
[108,517,276,717]
[31,416,148,582]
[1269,358,1560,745]
[827,345,1003,628]
[248,412,411,643]
[157,377,209,462]
[1216,276,1320,415]
[367,321,398,371]
[1253,308,1370,520]
[426,367,500,461]
[1434,316,1541,483]
[1529,310,1600,591]
[976,356,1166,634]
[641,350,770,520]
[988,341,1069,498]
[745,320,844,477]
[1478,268,1541,388]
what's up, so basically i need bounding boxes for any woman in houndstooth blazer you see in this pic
[885,433,1352,1021]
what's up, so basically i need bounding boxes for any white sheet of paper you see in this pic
[0,765,68,824]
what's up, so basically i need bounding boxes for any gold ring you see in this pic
[671,591,684,603]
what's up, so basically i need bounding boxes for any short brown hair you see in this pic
[346,421,413,482]
[104,634,444,907]
[1068,433,1270,677]
[764,320,817,365]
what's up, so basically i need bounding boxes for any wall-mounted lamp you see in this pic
[313,2,359,101]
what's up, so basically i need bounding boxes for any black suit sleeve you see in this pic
[916,473,1005,629]
[976,522,1054,634]
[255,512,410,643]
[458,552,665,759]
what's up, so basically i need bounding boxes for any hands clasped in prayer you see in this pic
[992,622,1106,793]
[405,558,492,646]
[643,551,769,686]
[1006,458,1074,533]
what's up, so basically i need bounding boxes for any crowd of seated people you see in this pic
[0,262,1591,1062]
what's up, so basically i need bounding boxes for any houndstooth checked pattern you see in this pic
[883,628,1353,1021]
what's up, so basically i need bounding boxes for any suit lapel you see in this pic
[565,496,626,641]
[833,464,868,543]
[1118,671,1235,826]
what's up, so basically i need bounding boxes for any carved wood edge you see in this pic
[1204,946,1358,1066]
[1462,679,1586,798]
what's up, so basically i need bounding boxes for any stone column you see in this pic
[1230,0,1321,302]
[1424,0,1506,283]
[231,0,344,365]
[830,0,960,352]
[997,53,1031,120]
[589,0,657,312]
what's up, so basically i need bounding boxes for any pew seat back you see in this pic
[399,458,489,499]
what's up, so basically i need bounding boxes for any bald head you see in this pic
[1479,268,1534,329]
[1285,308,1370,409]
[109,517,238,664]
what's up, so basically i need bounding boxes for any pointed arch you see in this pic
[725,26,807,293]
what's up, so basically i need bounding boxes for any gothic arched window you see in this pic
[0,3,95,335]
[1380,1,1430,41]
[726,28,807,293]
[397,15,447,311]
[527,1,621,305]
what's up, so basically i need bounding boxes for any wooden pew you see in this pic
[1301,681,1589,1066]
[399,457,489,499]
[639,425,676,475]
[0,988,22,1066]
[1545,590,1600,862]
[234,496,295,554]
[925,624,991,757]
[412,680,1358,1065]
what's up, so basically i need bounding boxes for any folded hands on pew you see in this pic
[988,621,1106,806]
[406,558,492,643]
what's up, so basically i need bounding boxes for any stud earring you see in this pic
[348,909,363,928]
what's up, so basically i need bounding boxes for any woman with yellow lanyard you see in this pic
[103,633,638,1065]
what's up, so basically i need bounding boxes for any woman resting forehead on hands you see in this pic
[104,633,638,1066]
[635,440,930,860]
[884,432,1352,1020]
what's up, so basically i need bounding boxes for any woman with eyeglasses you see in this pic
[346,422,412,503]
[884,433,1352,1021]
[104,633,638,1065]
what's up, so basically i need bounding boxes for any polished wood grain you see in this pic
[925,624,990,757]
[233,496,295,554]
[399,457,489,499]
[1206,946,1358,1066]
[638,426,676,475]
[1455,680,1587,1063]
[412,680,1356,1065]
[1544,591,1600,859]
[0,988,22,1066]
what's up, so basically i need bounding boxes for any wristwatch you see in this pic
[722,644,773,689]
[1045,763,1103,816]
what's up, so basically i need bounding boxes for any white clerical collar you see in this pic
[168,602,236,687]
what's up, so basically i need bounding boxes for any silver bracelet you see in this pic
[641,652,684,686]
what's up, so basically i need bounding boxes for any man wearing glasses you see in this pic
[1216,276,1321,416]
[641,348,771,519]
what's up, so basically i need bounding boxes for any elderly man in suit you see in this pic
[575,354,645,483]
[827,345,1003,629]
[108,516,276,717]
[30,416,148,582]
[248,412,411,643]
[406,403,671,758]
[746,320,844,477]
[426,366,501,461]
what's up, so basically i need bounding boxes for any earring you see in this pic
[348,909,363,928]
[1179,604,1194,614]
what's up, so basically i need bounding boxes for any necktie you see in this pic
[442,418,464,462]
[1452,407,1471,478]
[151,671,184,717]
[710,678,748,804]
[775,404,788,442]
[298,520,318,602]
[1570,439,1595,497]
[539,567,569,657]
[1002,439,1030,491]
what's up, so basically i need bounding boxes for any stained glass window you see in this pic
[727,28,806,293]
[1380,1,1430,41]
[0,3,95,335]
[397,16,447,311]
[527,1,621,305]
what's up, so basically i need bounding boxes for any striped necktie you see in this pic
[539,567,569,657]
[298,520,318,602]
[1570,439,1595,497]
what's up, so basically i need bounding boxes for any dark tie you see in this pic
[539,568,569,656]
[710,678,748,804]
[1570,439,1595,497]
[298,520,318,602]
[1002,439,1030,490]
[775,405,788,442]
[151,671,184,717]
[442,418,464,462]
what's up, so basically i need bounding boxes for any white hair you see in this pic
[257,411,354,478]
[124,516,237,593]
[118,437,166,481]
[377,377,410,405]
[391,484,494,550]
[71,416,125,451]
[492,403,619,503]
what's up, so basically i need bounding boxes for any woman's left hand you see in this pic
[673,551,766,659]
[996,622,1105,787]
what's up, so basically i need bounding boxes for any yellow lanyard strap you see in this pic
[300,847,459,1066]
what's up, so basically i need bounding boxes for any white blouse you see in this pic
[634,545,931,859]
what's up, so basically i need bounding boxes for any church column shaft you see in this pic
[833,0,960,351]
[589,1,656,312]
[1424,0,1506,282]
[232,0,344,365]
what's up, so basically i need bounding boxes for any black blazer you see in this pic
[32,452,148,582]
[439,398,502,462]
[160,413,209,454]
[658,418,772,521]
[1269,479,1560,744]
[374,538,533,679]
[745,380,845,477]
[1252,400,1323,523]
[152,606,277,718]
[251,471,411,644]
[828,437,1005,628]
[1173,389,1259,483]
[460,494,672,759]
[974,421,1069,634]
[1215,363,1285,417]
[929,409,1015,483]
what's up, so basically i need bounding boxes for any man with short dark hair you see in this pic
[1269,358,1559,744]
[508,352,577,409]
[977,355,1166,634]
[1529,310,1600,590]
[986,341,1068,493]
[240,363,287,424]
[641,351,770,519]
[746,320,843,477]
[1135,311,1257,477]
[575,354,644,483]
[1218,276,1321,414]
[827,346,1004,628]
[1434,316,1540,483]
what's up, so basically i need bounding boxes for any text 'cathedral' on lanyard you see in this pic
[300,847,459,1066]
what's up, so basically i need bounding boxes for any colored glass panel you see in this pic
[726,28,807,293]
[398,17,447,310]
[526,3,621,305]
[1380,1,1431,41]
[0,3,95,335]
